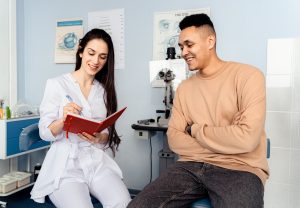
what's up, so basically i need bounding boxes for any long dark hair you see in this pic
[75,28,120,155]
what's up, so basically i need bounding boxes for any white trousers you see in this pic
[49,168,131,208]
[48,146,131,208]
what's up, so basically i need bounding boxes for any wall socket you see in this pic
[135,130,150,140]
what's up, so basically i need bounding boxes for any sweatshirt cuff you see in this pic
[191,123,207,139]
[191,123,210,149]
[191,124,197,138]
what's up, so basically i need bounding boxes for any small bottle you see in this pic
[5,106,11,119]
[0,100,4,119]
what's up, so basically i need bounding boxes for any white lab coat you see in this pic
[30,73,123,203]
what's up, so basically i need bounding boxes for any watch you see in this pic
[186,125,192,136]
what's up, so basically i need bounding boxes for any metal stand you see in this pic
[158,132,175,174]
[131,123,176,175]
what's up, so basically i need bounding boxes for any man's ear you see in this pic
[207,34,216,50]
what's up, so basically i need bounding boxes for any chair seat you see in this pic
[191,197,212,208]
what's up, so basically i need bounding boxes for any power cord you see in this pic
[149,136,153,183]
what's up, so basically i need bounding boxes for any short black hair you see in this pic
[179,13,215,33]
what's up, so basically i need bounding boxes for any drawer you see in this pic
[7,118,39,139]
[6,137,19,156]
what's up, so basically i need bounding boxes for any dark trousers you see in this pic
[128,161,264,208]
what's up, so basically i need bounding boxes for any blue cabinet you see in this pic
[0,117,50,159]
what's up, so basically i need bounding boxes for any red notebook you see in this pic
[63,107,127,138]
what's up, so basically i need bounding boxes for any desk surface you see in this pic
[131,123,167,132]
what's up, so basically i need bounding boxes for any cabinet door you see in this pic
[0,0,17,106]
[6,118,50,157]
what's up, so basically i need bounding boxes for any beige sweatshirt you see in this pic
[167,61,269,184]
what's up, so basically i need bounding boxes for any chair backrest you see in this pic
[19,123,40,151]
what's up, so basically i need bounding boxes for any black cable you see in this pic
[149,136,153,183]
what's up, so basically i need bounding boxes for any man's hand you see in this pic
[232,109,246,125]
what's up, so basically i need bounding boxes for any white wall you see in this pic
[14,0,300,206]
[265,39,300,207]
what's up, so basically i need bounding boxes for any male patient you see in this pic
[128,13,269,208]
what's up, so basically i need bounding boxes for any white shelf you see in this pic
[4,145,50,160]
[0,116,49,199]
[0,182,34,197]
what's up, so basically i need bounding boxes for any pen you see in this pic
[65,95,83,116]
[65,95,73,103]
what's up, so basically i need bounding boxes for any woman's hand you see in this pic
[48,102,82,137]
[63,102,82,120]
[78,132,109,144]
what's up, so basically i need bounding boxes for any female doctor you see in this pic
[30,28,131,208]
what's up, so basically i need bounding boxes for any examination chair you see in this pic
[190,138,271,208]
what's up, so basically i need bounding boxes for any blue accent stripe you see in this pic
[57,20,83,27]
